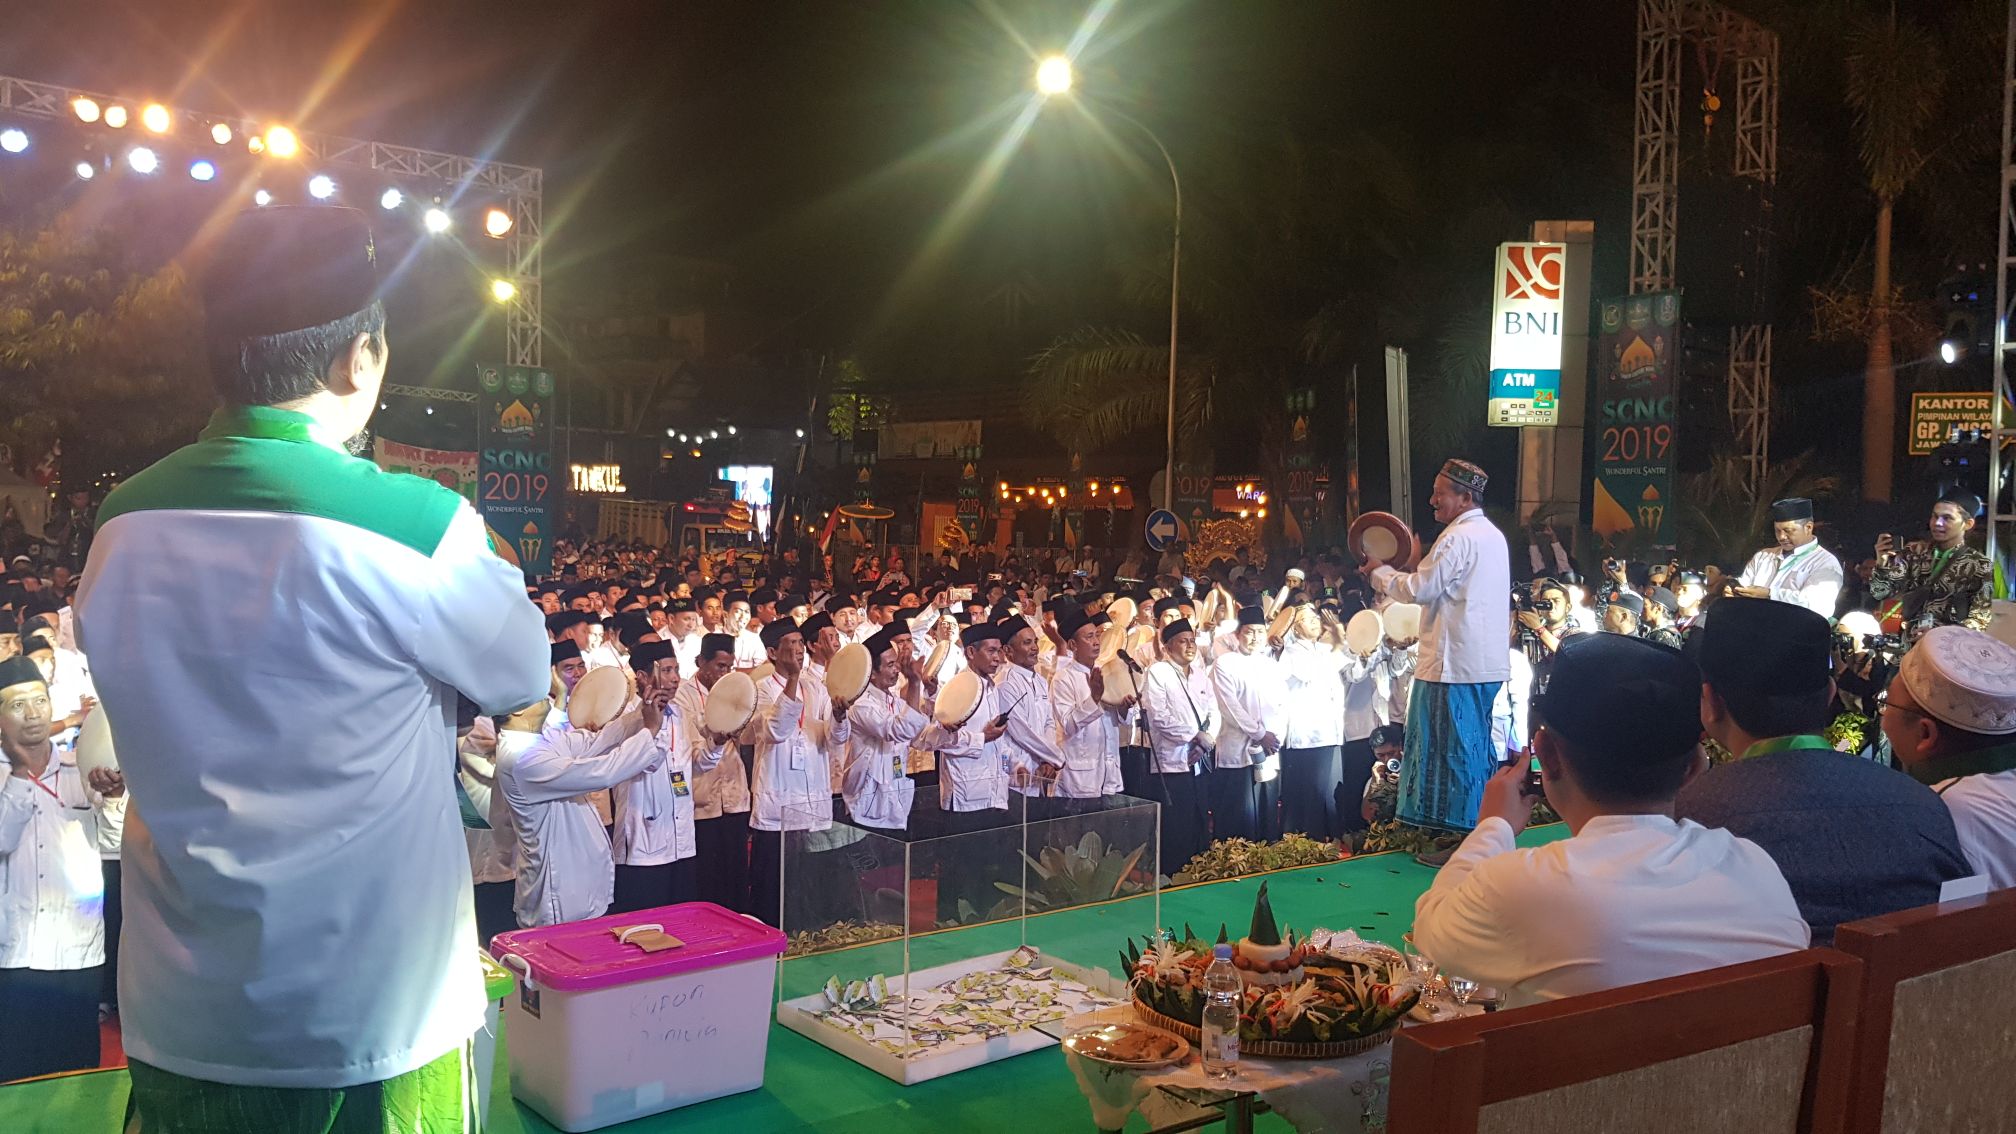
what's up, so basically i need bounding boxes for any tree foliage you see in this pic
[0,212,209,480]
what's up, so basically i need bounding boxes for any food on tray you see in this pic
[1122,883,1422,1045]
[1067,1023,1185,1064]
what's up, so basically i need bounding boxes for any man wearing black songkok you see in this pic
[1677,598,1971,944]
[1731,497,1845,618]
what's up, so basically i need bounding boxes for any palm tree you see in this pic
[1843,6,1945,502]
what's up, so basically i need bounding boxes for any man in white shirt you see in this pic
[610,642,729,913]
[1362,458,1511,859]
[456,713,518,949]
[998,619,1069,815]
[497,679,672,928]
[723,592,768,671]
[746,617,853,927]
[1412,633,1809,1009]
[1733,497,1844,619]
[0,656,121,1081]
[1212,607,1286,841]
[1141,619,1218,874]
[1883,624,2016,889]
[841,627,930,830]
[677,634,754,913]
[77,206,549,1125]
[935,622,1012,819]
[1050,609,1127,801]
[1276,603,1350,841]
[662,596,703,677]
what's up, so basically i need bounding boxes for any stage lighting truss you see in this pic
[0,72,546,367]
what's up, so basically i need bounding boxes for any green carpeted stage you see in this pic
[0,827,1568,1133]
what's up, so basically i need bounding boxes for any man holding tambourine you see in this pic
[1357,458,1513,866]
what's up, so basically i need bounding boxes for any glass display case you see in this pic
[772,791,1160,1085]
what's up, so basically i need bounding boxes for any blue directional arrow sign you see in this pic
[1144,509,1180,552]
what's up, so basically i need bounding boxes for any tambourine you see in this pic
[703,671,759,736]
[1268,603,1299,643]
[76,706,118,777]
[1103,597,1137,633]
[1127,625,1159,659]
[1098,656,1136,708]
[1346,609,1385,655]
[923,639,951,679]
[567,666,630,731]
[749,661,776,684]
[825,643,873,705]
[933,669,985,729]
[1350,511,1420,571]
[1384,602,1422,642]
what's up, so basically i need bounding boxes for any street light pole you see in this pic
[1109,110,1183,516]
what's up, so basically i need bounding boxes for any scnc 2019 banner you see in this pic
[1590,291,1679,551]
[476,364,558,575]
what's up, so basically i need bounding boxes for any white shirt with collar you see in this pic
[1386,643,1418,722]
[497,710,667,929]
[748,671,851,832]
[0,739,106,970]
[1211,649,1287,771]
[1342,645,1391,742]
[842,684,928,828]
[612,700,726,866]
[1935,769,2016,890]
[584,640,626,672]
[1277,638,1350,750]
[1141,657,1218,774]
[672,678,751,821]
[1738,541,1845,619]
[457,718,516,885]
[1369,508,1512,684]
[666,631,701,679]
[1050,656,1125,797]
[731,630,768,671]
[1412,814,1810,1009]
[935,678,1009,812]
[997,662,1067,797]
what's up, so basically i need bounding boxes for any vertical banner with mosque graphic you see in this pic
[1282,387,1319,546]
[1590,292,1680,550]
[476,364,558,575]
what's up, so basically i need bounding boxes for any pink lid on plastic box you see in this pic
[491,901,787,991]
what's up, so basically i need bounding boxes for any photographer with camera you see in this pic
[1869,491,1995,648]
[1513,578,1580,666]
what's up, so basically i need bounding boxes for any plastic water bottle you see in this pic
[1200,944,1242,1079]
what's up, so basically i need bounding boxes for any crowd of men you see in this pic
[6,205,2016,1131]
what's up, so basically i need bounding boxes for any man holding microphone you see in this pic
[1361,458,1512,866]
[77,208,550,1130]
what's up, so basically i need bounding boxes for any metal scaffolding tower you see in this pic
[0,73,544,370]
[1988,1,2016,571]
[1631,0,1778,498]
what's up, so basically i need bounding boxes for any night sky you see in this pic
[1,0,1638,344]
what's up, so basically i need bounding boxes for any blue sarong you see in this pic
[1398,679,1503,834]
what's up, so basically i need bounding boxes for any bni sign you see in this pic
[1486,241,1566,428]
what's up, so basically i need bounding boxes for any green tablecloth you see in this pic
[0,829,1566,1133]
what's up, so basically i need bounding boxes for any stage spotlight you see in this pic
[254,188,272,206]
[0,129,27,154]
[75,161,95,181]
[72,97,101,124]
[1941,339,1964,366]
[141,104,171,134]
[307,174,336,200]
[423,207,451,234]
[379,187,403,210]
[210,122,232,145]
[483,207,513,238]
[127,147,159,174]
[263,125,299,158]
[104,105,128,129]
[189,160,217,182]
[490,278,517,303]
[727,426,737,435]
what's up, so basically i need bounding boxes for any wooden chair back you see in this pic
[1388,948,1860,1134]
[1832,887,2016,1134]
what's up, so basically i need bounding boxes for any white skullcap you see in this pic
[1900,625,2016,736]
